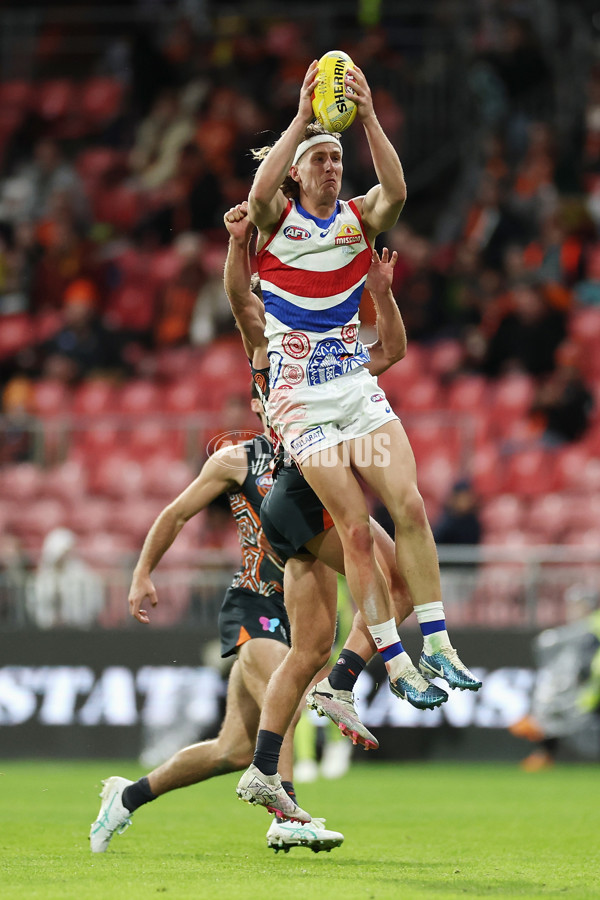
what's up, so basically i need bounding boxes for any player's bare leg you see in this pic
[355,421,481,691]
[237,558,338,820]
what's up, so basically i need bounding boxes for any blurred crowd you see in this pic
[1,1,600,628]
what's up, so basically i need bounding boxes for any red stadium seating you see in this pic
[35,79,75,120]
[480,493,525,535]
[72,379,117,417]
[503,448,559,496]
[79,77,124,127]
[0,314,36,360]
[31,379,72,418]
[115,380,163,416]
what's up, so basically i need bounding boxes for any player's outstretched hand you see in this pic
[224,201,254,243]
[128,574,158,624]
[298,60,320,124]
[365,247,398,294]
[347,64,374,122]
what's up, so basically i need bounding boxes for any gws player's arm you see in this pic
[128,444,248,624]
[223,201,267,362]
[362,248,407,376]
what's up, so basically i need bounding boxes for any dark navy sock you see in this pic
[328,648,367,692]
[121,776,156,813]
[281,780,296,802]
[253,729,283,776]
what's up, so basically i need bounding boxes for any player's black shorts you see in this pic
[260,463,334,564]
[218,585,290,658]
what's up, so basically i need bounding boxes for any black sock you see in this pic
[253,729,283,776]
[277,780,297,822]
[328,648,366,692]
[121,776,157,813]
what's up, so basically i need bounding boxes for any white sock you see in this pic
[415,601,450,654]
[367,618,412,680]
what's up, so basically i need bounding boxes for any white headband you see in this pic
[292,134,343,166]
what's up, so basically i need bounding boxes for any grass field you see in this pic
[1,760,598,900]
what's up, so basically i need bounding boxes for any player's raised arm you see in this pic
[350,65,407,240]
[248,60,319,236]
[223,202,266,359]
[128,445,247,623]
[363,248,406,376]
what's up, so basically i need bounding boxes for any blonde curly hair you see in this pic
[251,122,342,199]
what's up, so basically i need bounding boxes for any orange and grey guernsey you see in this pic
[227,433,283,596]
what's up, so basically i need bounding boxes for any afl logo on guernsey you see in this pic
[284,225,310,241]
[282,331,311,359]
[335,223,362,246]
[282,364,304,385]
[255,471,273,497]
[341,324,358,343]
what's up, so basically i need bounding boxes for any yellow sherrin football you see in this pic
[312,50,357,133]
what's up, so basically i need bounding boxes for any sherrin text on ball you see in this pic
[311,50,357,133]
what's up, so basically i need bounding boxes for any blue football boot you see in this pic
[389,665,448,709]
[419,645,482,691]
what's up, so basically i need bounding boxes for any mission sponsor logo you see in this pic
[284,225,310,241]
[335,223,362,246]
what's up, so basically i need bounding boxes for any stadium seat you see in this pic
[40,460,88,503]
[12,497,68,542]
[0,313,35,360]
[115,380,163,416]
[105,282,156,332]
[69,423,122,462]
[0,462,43,502]
[469,443,505,497]
[76,146,128,186]
[142,455,196,499]
[125,421,185,459]
[503,448,559,496]
[0,80,33,110]
[480,493,525,535]
[93,184,143,232]
[67,496,116,536]
[31,379,72,418]
[415,451,457,503]
[89,455,145,498]
[427,338,465,380]
[489,373,536,434]
[524,492,571,543]
[446,374,490,413]
[162,379,203,414]
[398,375,443,412]
[34,79,75,120]
[72,379,117,417]
[79,77,124,127]
[112,497,165,543]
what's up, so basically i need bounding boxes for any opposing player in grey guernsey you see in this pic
[223,201,481,823]
[89,395,344,855]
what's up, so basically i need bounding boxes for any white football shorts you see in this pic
[267,366,398,464]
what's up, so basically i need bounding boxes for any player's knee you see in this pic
[344,519,374,556]
[391,485,428,532]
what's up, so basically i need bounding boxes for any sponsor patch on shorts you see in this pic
[370,393,385,402]
[290,425,325,455]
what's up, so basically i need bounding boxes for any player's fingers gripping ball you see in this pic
[312,50,357,133]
